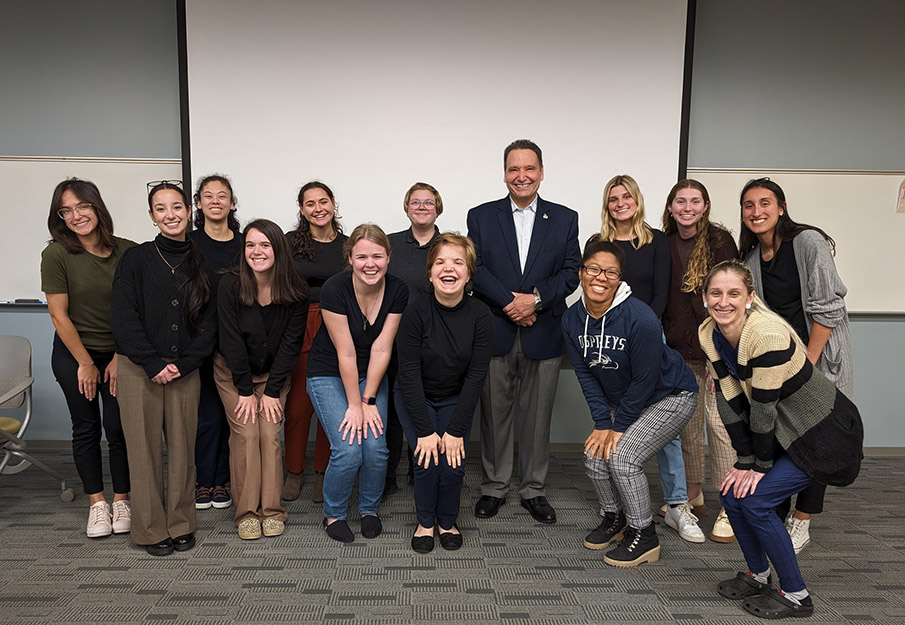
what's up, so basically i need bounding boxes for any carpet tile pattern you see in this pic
[0,450,902,624]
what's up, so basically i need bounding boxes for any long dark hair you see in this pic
[737,178,836,261]
[193,173,240,232]
[148,182,210,328]
[47,178,118,254]
[290,181,343,261]
[237,219,308,307]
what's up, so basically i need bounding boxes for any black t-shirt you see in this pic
[306,272,409,378]
[189,228,242,293]
[761,241,809,343]
[288,233,348,303]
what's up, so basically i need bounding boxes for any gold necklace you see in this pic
[154,242,183,274]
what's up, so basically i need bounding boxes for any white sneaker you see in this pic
[709,508,736,543]
[86,501,113,538]
[111,500,132,534]
[786,516,811,554]
[664,502,706,543]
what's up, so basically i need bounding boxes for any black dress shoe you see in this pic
[521,496,557,524]
[411,532,435,554]
[173,533,196,551]
[145,537,174,556]
[474,495,505,519]
[438,526,463,551]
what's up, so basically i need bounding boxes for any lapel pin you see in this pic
[542,212,548,219]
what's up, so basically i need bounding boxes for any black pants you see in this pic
[385,366,413,482]
[776,482,826,519]
[51,334,130,495]
[195,356,230,488]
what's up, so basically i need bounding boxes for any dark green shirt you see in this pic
[41,236,136,352]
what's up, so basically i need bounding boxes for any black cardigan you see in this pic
[112,241,216,378]
[217,273,308,397]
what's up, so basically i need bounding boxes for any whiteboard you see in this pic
[185,0,689,253]
[0,157,182,301]
[688,168,905,313]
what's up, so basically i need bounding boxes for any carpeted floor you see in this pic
[1,449,903,624]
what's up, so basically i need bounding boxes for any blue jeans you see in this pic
[720,454,813,593]
[656,437,688,504]
[394,385,472,530]
[307,376,389,520]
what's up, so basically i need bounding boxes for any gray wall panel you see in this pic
[0,0,180,158]
[689,0,905,170]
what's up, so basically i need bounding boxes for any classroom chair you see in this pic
[0,335,75,501]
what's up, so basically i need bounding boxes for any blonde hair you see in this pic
[599,174,652,249]
[343,223,391,263]
[703,260,806,351]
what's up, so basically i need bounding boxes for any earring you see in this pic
[746,303,751,309]
[703,302,708,308]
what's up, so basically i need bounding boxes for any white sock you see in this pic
[751,569,770,584]
[782,589,809,604]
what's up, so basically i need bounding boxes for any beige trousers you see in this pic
[681,359,736,487]
[213,353,289,526]
[117,356,199,545]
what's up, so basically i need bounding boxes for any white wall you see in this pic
[186,0,689,242]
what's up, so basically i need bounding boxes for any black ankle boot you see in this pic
[603,521,660,567]
[583,510,626,550]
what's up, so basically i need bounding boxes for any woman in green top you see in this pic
[40,178,136,539]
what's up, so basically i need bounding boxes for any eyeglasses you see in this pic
[409,199,436,209]
[146,180,184,193]
[57,203,95,220]
[582,265,621,280]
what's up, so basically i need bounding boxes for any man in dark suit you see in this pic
[466,139,581,524]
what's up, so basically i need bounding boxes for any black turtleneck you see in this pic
[112,238,216,379]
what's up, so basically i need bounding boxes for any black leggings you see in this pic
[51,334,130,495]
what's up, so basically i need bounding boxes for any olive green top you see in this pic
[40,236,137,352]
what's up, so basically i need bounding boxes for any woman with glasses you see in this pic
[190,174,242,511]
[283,181,347,503]
[592,174,704,545]
[41,178,136,539]
[384,182,444,499]
[660,179,739,543]
[562,238,698,567]
[738,178,853,555]
[112,181,216,556]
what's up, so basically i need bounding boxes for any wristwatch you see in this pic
[361,396,377,405]
[533,287,543,312]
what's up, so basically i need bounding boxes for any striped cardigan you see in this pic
[698,309,862,487]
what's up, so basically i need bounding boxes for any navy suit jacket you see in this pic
[466,196,581,359]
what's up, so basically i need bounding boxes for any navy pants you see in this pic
[394,385,472,530]
[720,454,813,593]
[195,356,230,488]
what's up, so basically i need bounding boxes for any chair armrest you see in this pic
[0,377,34,406]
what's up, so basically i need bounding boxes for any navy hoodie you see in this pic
[562,281,697,432]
